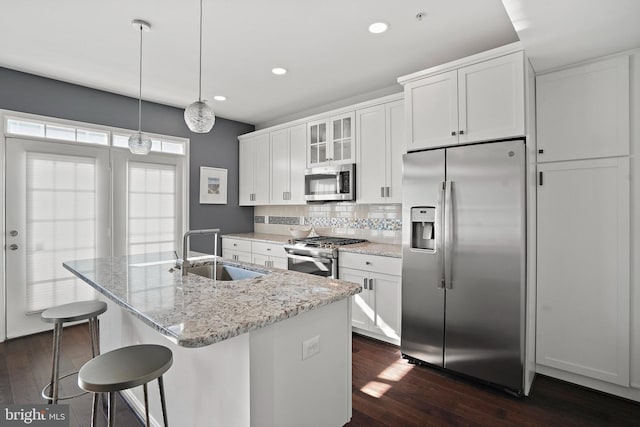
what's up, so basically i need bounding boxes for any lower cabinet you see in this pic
[252,241,287,269]
[339,252,401,345]
[222,237,287,269]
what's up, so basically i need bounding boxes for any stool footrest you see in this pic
[41,371,88,401]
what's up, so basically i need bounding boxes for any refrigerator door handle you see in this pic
[444,180,453,290]
[437,181,446,289]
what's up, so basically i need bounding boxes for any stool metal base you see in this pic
[46,314,101,404]
[41,371,88,401]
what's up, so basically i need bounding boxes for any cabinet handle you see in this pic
[380,187,385,197]
[363,278,368,290]
[233,243,237,247]
[369,278,374,290]
[451,131,457,136]
[538,149,544,154]
[267,248,271,251]
[459,130,465,135]
[365,261,371,265]
[385,187,390,197]
[539,171,543,186]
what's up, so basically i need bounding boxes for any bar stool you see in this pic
[78,344,173,427]
[41,300,107,404]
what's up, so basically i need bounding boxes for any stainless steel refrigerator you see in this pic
[401,139,526,394]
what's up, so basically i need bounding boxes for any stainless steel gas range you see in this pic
[284,236,367,279]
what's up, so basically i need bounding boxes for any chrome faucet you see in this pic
[181,228,220,276]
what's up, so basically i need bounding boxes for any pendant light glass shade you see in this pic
[128,132,153,155]
[129,19,152,155]
[185,0,215,133]
[185,100,215,132]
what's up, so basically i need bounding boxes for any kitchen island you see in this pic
[64,252,361,427]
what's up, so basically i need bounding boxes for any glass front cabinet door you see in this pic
[307,112,354,166]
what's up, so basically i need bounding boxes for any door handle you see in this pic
[444,180,454,290]
[437,181,446,289]
[9,244,18,250]
[9,230,18,237]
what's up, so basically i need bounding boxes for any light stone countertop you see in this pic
[223,233,402,258]
[63,252,361,348]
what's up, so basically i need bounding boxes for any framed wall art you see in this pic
[199,167,228,204]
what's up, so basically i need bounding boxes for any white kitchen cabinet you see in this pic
[252,241,287,269]
[339,252,401,345]
[239,134,270,206]
[536,157,630,386]
[403,51,524,151]
[536,55,629,162]
[307,112,355,167]
[356,99,404,203]
[270,124,306,204]
[222,237,252,263]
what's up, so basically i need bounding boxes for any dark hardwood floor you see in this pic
[1,325,639,426]
[348,334,640,427]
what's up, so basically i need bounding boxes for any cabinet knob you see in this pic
[365,261,371,265]
[451,131,457,136]
[459,130,465,135]
[538,149,544,154]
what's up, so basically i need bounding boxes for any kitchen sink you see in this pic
[187,262,267,281]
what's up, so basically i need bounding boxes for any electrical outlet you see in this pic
[302,335,320,360]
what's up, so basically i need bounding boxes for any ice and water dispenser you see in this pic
[410,207,436,250]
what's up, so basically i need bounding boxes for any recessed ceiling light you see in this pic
[368,22,388,34]
[272,67,288,75]
[213,95,227,101]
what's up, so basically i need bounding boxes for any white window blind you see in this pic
[26,153,97,312]
[128,162,177,255]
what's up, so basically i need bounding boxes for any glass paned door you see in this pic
[5,138,110,338]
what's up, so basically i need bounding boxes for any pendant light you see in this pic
[128,19,152,155]
[184,0,215,133]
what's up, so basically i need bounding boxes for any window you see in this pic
[5,116,185,153]
[127,163,178,255]
[25,152,98,312]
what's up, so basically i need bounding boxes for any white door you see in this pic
[340,268,372,331]
[457,51,525,144]
[385,100,404,203]
[370,272,401,342]
[5,138,110,338]
[356,105,386,204]
[537,157,630,386]
[405,70,458,150]
[270,129,290,204]
[111,150,185,257]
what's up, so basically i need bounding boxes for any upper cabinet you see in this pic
[536,55,629,162]
[307,112,355,167]
[239,133,270,206]
[402,50,525,151]
[356,99,404,204]
[270,124,306,204]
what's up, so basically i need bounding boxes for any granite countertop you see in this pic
[223,233,402,258]
[63,252,361,348]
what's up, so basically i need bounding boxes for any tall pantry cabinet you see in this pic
[535,53,638,399]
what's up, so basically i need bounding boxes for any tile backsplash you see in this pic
[254,204,402,244]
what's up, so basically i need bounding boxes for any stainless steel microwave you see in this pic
[304,164,355,202]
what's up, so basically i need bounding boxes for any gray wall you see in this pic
[0,67,255,254]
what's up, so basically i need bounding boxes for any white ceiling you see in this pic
[501,0,640,72]
[0,0,518,127]
[1,2,637,128]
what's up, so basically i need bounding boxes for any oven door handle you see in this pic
[286,253,333,264]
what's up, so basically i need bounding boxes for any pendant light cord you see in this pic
[198,0,203,102]
[138,24,143,132]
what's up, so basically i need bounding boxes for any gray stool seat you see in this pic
[41,300,107,404]
[78,344,173,427]
[42,300,107,324]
